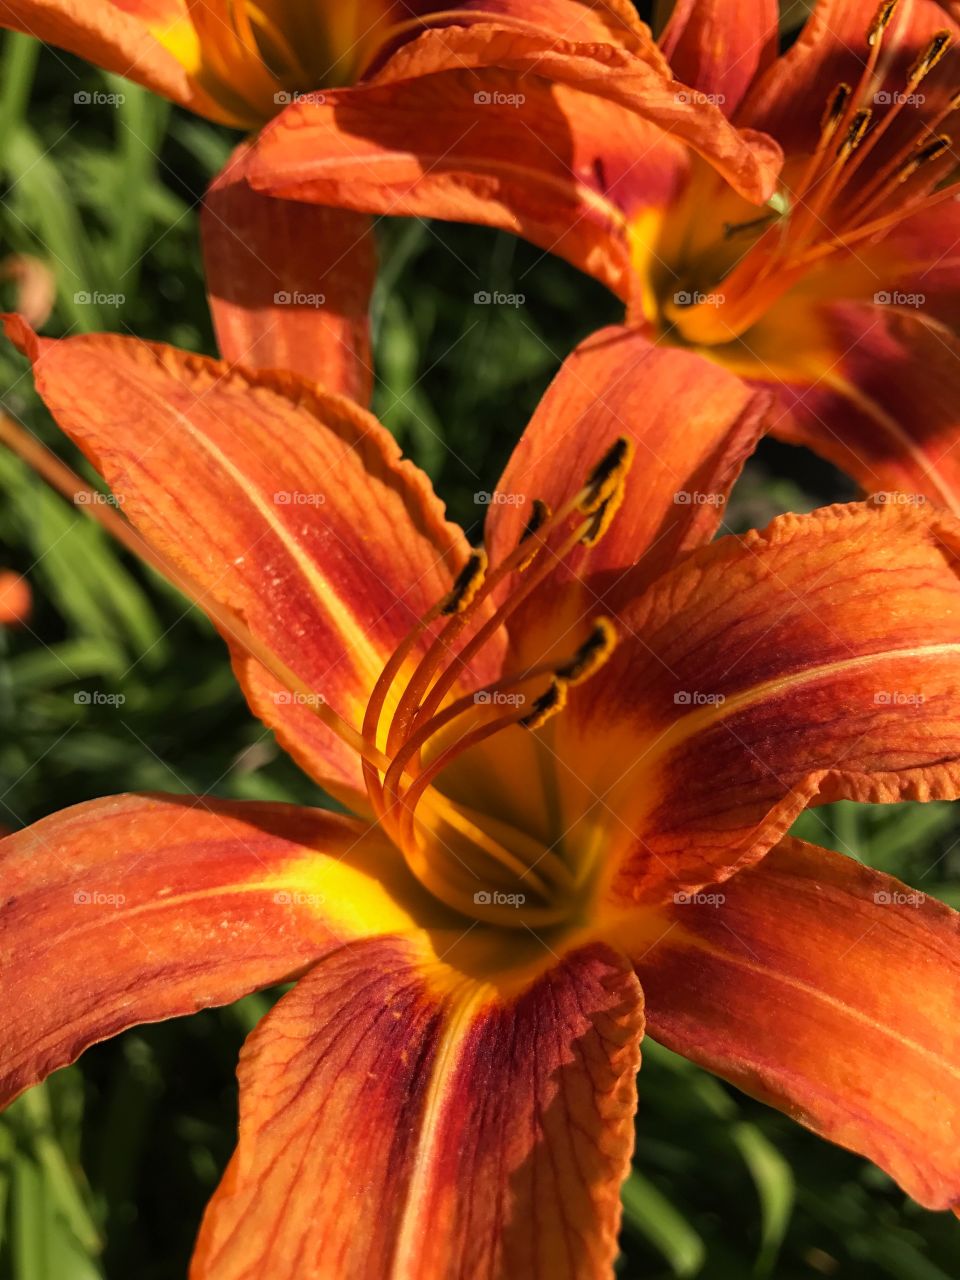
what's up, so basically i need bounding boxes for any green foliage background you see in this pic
[1,21,959,1280]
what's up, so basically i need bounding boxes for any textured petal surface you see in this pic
[202,143,375,404]
[6,317,477,804]
[658,0,779,115]
[560,501,960,905]
[0,793,432,1106]
[628,837,960,1210]
[191,938,644,1280]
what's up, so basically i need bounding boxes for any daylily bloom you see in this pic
[0,569,30,625]
[2,313,960,1275]
[245,0,960,508]
[0,0,777,403]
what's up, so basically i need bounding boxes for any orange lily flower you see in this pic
[246,0,960,508]
[2,313,960,1273]
[0,569,30,625]
[0,0,777,404]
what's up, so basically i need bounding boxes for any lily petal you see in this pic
[568,500,960,904]
[486,324,771,663]
[191,938,643,1280]
[5,317,479,806]
[628,837,960,1210]
[658,0,779,116]
[202,142,375,403]
[0,792,431,1107]
[0,0,228,120]
[768,304,960,516]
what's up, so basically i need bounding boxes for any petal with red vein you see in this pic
[560,501,960,904]
[191,938,643,1280]
[486,325,771,664]
[202,142,375,404]
[627,837,960,1210]
[0,793,433,1107]
[5,318,479,804]
[658,0,779,116]
[767,304,960,516]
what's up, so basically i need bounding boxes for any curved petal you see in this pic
[0,792,436,1108]
[202,142,375,404]
[248,72,669,304]
[4,317,480,807]
[191,937,643,1280]
[885,202,960,331]
[626,837,960,1210]
[363,24,781,201]
[766,305,960,516]
[0,570,30,625]
[486,325,771,664]
[658,0,779,116]
[563,500,960,905]
[0,0,230,120]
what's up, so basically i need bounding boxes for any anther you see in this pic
[580,436,634,514]
[520,678,568,730]
[909,30,951,83]
[822,83,852,133]
[555,617,618,685]
[868,1,898,46]
[517,498,551,570]
[837,109,872,158]
[581,491,623,547]
[899,134,952,181]
[441,549,488,615]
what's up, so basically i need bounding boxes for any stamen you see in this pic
[555,618,618,685]
[580,436,634,514]
[581,492,622,547]
[519,679,567,730]
[837,108,872,159]
[909,30,952,82]
[517,498,551,570]
[441,549,488,615]
[823,83,853,133]
[868,0,898,47]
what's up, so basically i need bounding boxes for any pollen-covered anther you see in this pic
[868,0,898,47]
[909,30,952,83]
[441,549,488,615]
[555,617,618,686]
[581,489,624,548]
[579,436,634,515]
[519,678,568,731]
[837,109,872,158]
[821,83,852,136]
[899,134,952,181]
[516,498,552,571]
